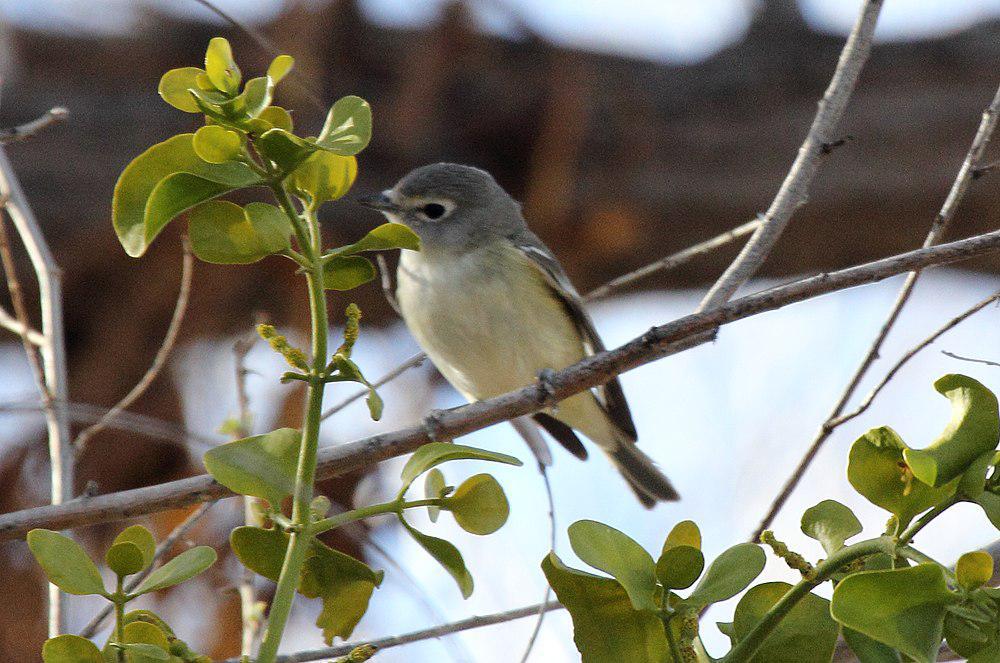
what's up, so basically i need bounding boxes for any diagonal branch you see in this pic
[0,107,69,145]
[750,81,1000,541]
[74,239,194,454]
[697,0,883,312]
[2,227,1000,539]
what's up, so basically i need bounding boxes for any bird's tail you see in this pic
[608,441,680,507]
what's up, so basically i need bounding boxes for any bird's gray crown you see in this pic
[395,163,507,208]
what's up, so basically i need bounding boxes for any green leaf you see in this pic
[112,526,156,570]
[541,552,669,663]
[315,95,372,155]
[399,442,522,493]
[945,604,1000,660]
[300,539,384,644]
[567,519,658,612]
[957,552,994,591]
[322,255,376,291]
[204,37,241,94]
[105,542,146,578]
[655,545,704,591]
[189,200,291,264]
[366,388,384,421]
[240,76,273,118]
[904,375,1000,487]
[733,582,838,663]
[325,223,421,259]
[42,635,103,663]
[267,54,294,83]
[663,520,701,552]
[27,529,106,596]
[193,125,242,164]
[230,526,288,581]
[800,499,863,555]
[256,128,314,173]
[112,134,259,257]
[425,468,446,523]
[445,473,510,535]
[116,621,172,662]
[401,519,473,598]
[258,106,294,133]
[119,644,169,662]
[959,451,994,500]
[686,543,765,609]
[288,151,358,204]
[203,427,300,507]
[831,563,959,663]
[842,628,903,663]
[132,546,216,596]
[848,426,958,530]
[977,492,1000,530]
[157,67,205,113]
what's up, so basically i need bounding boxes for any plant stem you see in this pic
[114,576,126,663]
[897,494,961,543]
[311,498,442,535]
[722,537,894,663]
[254,193,329,663]
[662,615,684,663]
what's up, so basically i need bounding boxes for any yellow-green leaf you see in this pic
[204,37,241,95]
[446,473,510,535]
[322,255,376,291]
[157,67,205,113]
[112,525,156,570]
[568,519,658,612]
[663,520,701,552]
[315,95,372,156]
[325,223,420,259]
[42,635,103,663]
[27,529,106,596]
[267,54,294,83]
[203,428,300,507]
[106,541,145,578]
[193,125,242,164]
[188,200,291,264]
[734,582,839,663]
[288,151,357,204]
[956,551,993,591]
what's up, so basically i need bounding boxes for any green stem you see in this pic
[897,494,960,544]
[722,537,894,663]
[312,498,443,535]
[254,195,329,663]
[114,576,126,663]
[663,614,685,663]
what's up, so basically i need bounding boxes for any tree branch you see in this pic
[697,0,883,312]
[0,145,73,635]
[3,228,1000,539]
[0,107,69,145]
[941,350,1000,368]
[750,80,1000,541]
[73,239,193,454]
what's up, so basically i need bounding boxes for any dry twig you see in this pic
[941,350,1000,368]
[0,107,69,145]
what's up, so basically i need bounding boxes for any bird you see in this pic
[357,163,678,506]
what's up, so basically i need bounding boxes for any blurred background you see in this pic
[1,0,1000,660]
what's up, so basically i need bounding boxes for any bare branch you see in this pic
[750,81,1000,541]
[220,602,564,663]
[74,239,194,454]
[697,0,883,312]
[3,228,1000,539]
[0,145,73,634]
[941,350,1000,368]
[0,302,45,344]
[0,107,69,145]
[78,502,214,638]
[586,218,760,302]
[320,352,426,421]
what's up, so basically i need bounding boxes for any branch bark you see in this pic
[697,0,883,312]
[3,227,1000,540]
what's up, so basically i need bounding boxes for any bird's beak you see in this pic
[355,191,401,213]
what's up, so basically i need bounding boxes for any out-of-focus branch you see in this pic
[0,107,68,145]
[698,0,883,312]
[3,227,1000,539]
[941,350,1000,368]
[750,81,1000,541]
[0,145,73,635]
[77,501,214,638]
[0,301,45,344]
[221,601,564,663]
[73,239,193,455]
[320,352,425,421]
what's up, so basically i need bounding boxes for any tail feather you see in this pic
[608,442,680,507]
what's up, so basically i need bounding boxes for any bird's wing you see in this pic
[512,233,638,441]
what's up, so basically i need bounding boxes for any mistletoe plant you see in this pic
[546,373,1000,663]
[30,37,522,663]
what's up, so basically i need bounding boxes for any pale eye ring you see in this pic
[421,203,447,220]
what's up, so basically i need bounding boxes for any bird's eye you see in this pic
[421,203,446,220]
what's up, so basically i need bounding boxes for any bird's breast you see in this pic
[396,246,585,400]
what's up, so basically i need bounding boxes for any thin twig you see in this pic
[750,81,1000,541]
[375,253,402,316]
[78,502,214,639]
[941,350,1000,368]
[4,227,1000,538]
[0,145,73,635]
[74,239,194,454]
[320,352,426,421]
[585,218,760,301]
[0,107,69,145]
[826,291,1000,430]
[697,0,883,312]
[0,302,45,344]
[519,464,556,663]
[220,601,565,663]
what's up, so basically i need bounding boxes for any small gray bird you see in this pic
[358,163,678,506]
